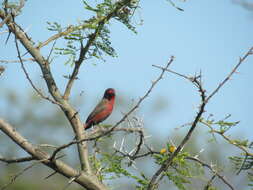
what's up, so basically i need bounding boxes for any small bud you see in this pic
[160,148,167,154]
[169,145,176,153]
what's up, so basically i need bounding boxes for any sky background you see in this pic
[0,0,253,144]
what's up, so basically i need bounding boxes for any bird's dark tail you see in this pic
[83,123,92,130]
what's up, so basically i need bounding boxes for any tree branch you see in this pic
[187,156,235,190]
[35,0,132,50]
[0,8,93,174]
[0,156,35,164]
[50,57,174,159]
[15,37,61,106]
[63,0,133,100]
[200,119,253,157]
[148,47,252,189]
[147,74,207,189]
[0,0,25,28]
[0,119,108,190]
[206,47,253,102]
[1,158,45,190]
[0,58,35,63]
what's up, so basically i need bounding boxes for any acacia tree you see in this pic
[0,0,252,190]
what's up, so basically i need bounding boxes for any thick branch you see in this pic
[0,9,92,173]
[0,119,108,190]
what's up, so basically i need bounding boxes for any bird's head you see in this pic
[104,88,115,100]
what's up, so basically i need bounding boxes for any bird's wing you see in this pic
[85,99,107,124]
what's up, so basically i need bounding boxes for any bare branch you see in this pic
[147,47,252,189]
[15,37,62,106]
[0,58,35,63]
[0,158,46,190]
[0,156,35,164]
[0,119,108,190]
[147,74,207,190]
[206,47,253,102]
[1,8,93,174]
[187,156,235,190]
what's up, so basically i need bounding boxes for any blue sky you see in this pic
[1,0,253,142]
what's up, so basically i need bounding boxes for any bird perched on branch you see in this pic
[84,88,116,130]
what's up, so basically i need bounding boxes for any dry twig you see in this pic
[0,156,35,164]
[148,47,252,189]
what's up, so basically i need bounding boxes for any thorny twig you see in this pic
[50,56,175,160]
[206,47,253,102]
[147,47,253,189]
[147,73,207,190]
[187,156,234,190]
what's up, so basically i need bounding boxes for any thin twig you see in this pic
[14,36,61,106]
[204,175,216,190]
[44,171,57,180]
[187,156,234,190]
[206,47,253,102]
[46,39,57,62]
[0,58,35,63]
[0,156,35,164]
[200,120,253,157]
[0,158,47,190]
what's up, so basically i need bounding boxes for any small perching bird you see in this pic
[84,88,116,130]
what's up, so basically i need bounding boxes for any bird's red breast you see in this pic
[84,88,115,130]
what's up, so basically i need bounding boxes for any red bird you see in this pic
[84,88,116,130]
